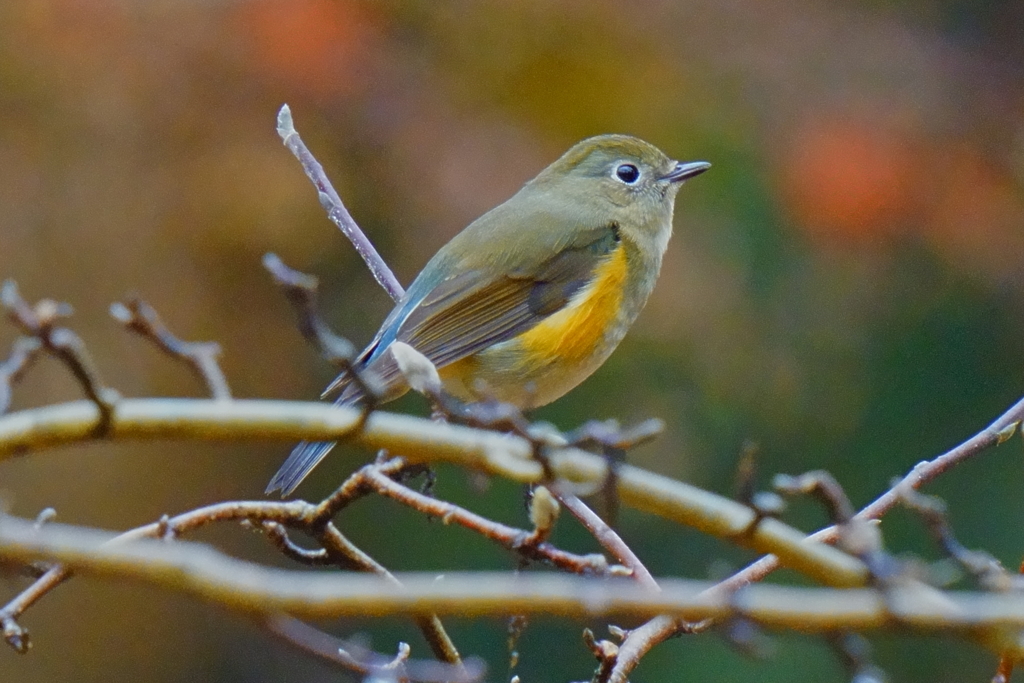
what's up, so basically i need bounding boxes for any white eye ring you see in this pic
[614,163,641,184]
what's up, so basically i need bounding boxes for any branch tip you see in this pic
[276,103,295,142]
[111,297,231,400]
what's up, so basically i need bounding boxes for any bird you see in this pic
[266,134,710,496]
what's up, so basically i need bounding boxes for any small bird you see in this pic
[267,134,709,495]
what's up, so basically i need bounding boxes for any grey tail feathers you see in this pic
[265,440,338,496]
[265,376,371,497]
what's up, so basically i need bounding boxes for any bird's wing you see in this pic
[265,224,620,497]
[348,222,621,399]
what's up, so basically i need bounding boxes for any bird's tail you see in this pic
[265,439,338,496]
[265,379,370,497]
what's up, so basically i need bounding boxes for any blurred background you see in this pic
[2,1,1024,681]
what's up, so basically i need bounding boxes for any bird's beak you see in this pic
[661,160,711,183]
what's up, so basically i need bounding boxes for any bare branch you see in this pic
[262,253,357,366]
[774,471,855,525]
[1,280,118,433]
[897,486,1006,588]
[0,398,869,588]
[262,614,486,683]
[363,464,611,575]
[276,104,405,302]
[110,298,232,400]
[831,632,887,683]
[4,513,1024,642]
[260,522,332,566]
[598,394,1024,683]
[716,392,1024,593]
[583,627,619,683]
[554,491,657,589]
[0,337,41,415]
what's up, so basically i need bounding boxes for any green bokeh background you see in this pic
[3,1,1024,681]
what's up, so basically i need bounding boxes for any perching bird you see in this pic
[267,134,709,495]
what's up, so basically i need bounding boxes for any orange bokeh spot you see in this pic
[781,116,922,244]
[235,0,379,97]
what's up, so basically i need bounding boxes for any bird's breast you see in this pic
[438,244,642,407]
[516,243,629,364]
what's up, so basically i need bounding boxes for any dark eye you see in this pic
[615,163,640,184]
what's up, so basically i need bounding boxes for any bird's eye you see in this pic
[615,163,640,184]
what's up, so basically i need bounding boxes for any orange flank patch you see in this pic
[518,245,628,364]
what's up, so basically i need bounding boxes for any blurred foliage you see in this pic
[2,1,1024,681]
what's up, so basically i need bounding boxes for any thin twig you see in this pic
[262,614,486,683]
[773,471,855,525]
[554,492,656,588]
[262,252,386,410]
[262,253,356,366]
[110,298,232,400]
[831,632,887,683]
[260,522,332,566]
[722,393,1024,591]
[310,456,408,525]
[0,337,41,415]
[363,464,612,575]
[314,522,465,667]
[897,486,1005,588]
[276,104,405,302]
[1,280,118,433]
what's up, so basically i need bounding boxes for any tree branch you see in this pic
[1,513,1024,649]
[261,614,485,683]
[276,104,405,302]
[110,297,232,400]
[603,393,1024,683]
[0,398,868,588]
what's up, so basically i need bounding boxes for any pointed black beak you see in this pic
[661,160,711,183]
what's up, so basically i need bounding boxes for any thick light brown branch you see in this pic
[0,398,868,588]
[2,514,1024,646]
